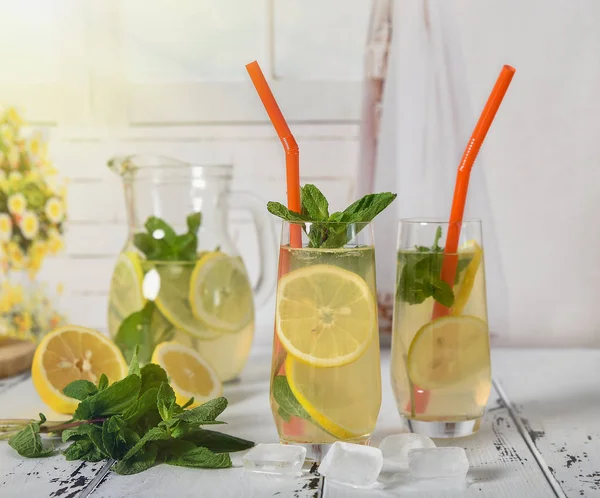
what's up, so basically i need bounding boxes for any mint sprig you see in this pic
[5,348,253,475]
[267,184,396,248]
[133,212,202,262]
[397,227,473,307]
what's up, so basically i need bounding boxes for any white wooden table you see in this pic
[1,346,598,497]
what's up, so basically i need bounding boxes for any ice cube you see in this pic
[317,442,383,487]
[408,447,469,480]
[242,443,306,475]
[379,433,436,470]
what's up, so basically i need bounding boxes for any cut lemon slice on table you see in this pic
[452,240,483,316]
[153,263,220,340]
[107,251,145,337]
[32,326,128,414]
[276,264,376,368]
[151,341,222,407]
[189,252,253,333]
[407,315,490,391]
[285,348,381,440]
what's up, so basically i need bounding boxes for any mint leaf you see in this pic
[145,216,177,244]
[266,202,309,222]
[173,233,197,261]
[165,446,231,469]
[128,345,141,377]
[157,383,177,422]
[74,375,141,420]
[123,387,160,427]
[63,439,94,461]
[114,302,156,364]
[173,397,227,424]
[431,279,454,307]
[183,429,254,453]
[340,192,397,223]
[114,444,158,475]
[186,212,202,234]
[277,406,292,422]
[62,380,97,401]
[8,414,54,458]
[301,184,329,220]
[272,376,311,422]
[140,364,168,394]
[97,374,109,391]
[122,426,170,461]
[181,397,195,409]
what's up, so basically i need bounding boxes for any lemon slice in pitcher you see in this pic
[407,315,490,390]
[452,240,483,316]
[107,251,145,337]
[275,264,376,367]
[154,263,220,340]
[189,252,253,333]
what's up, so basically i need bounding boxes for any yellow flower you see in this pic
[8,171,22,184]
[47,228,64,254]
[14,312,33,334]
[20,211,39,240]
[7,242,25,269]
[0,213,12,242]
[5,107,23,127]
[7,193,26,215]
[29,134,41,156]
[45,197,64,223]
[0,124,14,143]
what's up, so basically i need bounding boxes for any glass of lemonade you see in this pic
[391,220,491,437]
[106,155,276,384]
[270,221,382,460]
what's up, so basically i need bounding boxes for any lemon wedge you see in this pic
[452,241,483,316]
[107,251,145,337]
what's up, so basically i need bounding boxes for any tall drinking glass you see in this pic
[270,221,382,460]
[391,220,491,437]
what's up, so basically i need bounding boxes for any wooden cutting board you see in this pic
[0,339,36,378]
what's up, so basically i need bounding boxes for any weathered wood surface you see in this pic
[493,348,600,497]
[0,347,595,497]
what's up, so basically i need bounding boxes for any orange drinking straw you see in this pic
[245,61,302,248]
[409,65,516,416]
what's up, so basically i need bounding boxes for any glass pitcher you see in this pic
[106,154,276,382]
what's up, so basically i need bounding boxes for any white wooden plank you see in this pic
[493,348,600,497]
[0,376,105,498]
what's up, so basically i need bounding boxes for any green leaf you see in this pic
[102,418,121,459]
[122,426,170,461]
[123,387,159,426]
[63,439,94,461]
[165,446,231,469]
[128,345,141,377]
[272,376,311,422]
[114,444,158,475]
[81,446,106,462]
[8,415,54,458]
[140,363,168,394]
[181,397,195,410]
[157,383,177,422]
[431,279,455,308]
[145,216,177,243]
[186,212,202,234]
[97,374,109,391]
[62,380,97,401]
[114,303,156,364]
[301,184,329,220]
[173,397,227,424]
[173,233,197,261]
[277,406,292,422]
[133,233,156,259]
[183,429,254,453]
[74,375,141,420]
[266,202,310,222]
[341,192,397,223]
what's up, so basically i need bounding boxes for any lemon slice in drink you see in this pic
[276,264,376,367]
[152,341,222,407]
[452,240,483,316]
[407,315,489,390]
[153,263,220,340]
[107,251,145,337]
[285,347,380,440]
[189,252,253,333]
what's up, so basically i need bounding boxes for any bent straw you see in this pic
[409,65,516,416]
[245,61,301,248]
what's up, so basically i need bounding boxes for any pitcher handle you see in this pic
[229,191,278,308]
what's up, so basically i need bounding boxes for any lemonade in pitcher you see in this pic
[107,155,276,387]
[391,220,491,437]
[267,185,396,458]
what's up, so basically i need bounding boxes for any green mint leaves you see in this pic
[133,212,202,262]
[267,184,396,248]
[272,376,312,423]
[397,227,473,307]
[7,349,253,474]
